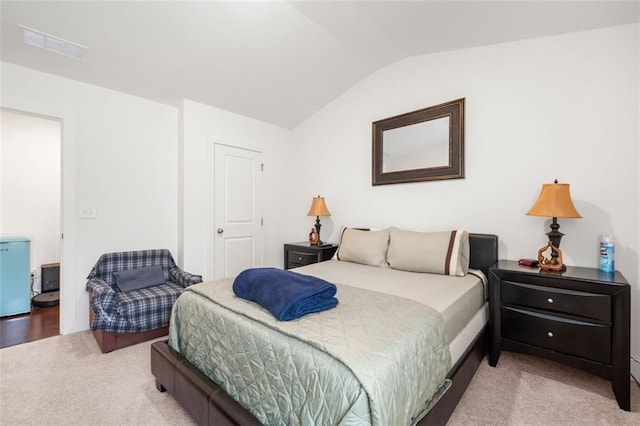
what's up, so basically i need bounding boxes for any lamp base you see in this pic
[546,217,564,249]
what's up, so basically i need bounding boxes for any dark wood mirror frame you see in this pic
[372,98,465,185]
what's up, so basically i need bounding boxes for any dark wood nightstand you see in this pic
[284,242,338,270]
[488,260,630,411]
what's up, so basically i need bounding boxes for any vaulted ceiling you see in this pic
[2,1,638,128]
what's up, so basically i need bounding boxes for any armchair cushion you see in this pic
[114,265,166,292]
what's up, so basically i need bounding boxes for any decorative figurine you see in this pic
[309,228,319,245]
[537,240,564,271]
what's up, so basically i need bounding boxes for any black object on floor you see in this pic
[32,291,59,308]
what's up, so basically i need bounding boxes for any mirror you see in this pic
[372,98,464,185]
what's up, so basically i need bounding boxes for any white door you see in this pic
[213,144,263,279]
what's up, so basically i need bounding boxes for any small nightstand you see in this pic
[284,242,338,270]
[488,260,630,411]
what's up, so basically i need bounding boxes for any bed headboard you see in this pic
[468,233,499,277]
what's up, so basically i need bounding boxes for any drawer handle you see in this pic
[547,331,554,338]
[298,256,303,261]
[547,298,554,304]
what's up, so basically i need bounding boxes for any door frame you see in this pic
[0,103,77,335]
[207,142,263,280]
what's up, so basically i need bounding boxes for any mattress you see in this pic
[292,260,486,344]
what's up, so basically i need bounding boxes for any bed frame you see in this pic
[151,233,498,426]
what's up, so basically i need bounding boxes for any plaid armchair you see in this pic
[86,249,202,337]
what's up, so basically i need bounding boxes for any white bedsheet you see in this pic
[293,260,486,345]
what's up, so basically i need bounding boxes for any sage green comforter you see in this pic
[169,277,451,425]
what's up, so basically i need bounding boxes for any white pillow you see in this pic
[336,227,389,267]
[387,227,469,276]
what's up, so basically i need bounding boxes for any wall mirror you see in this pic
[372,98,465,185]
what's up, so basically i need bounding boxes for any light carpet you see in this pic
[0,331,638,425]
[0,331,194,425]
[448,352,639,425]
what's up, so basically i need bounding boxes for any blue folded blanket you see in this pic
[232,268,338,321]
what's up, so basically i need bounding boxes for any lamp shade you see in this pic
[307,196,331,217]
[526,181,582,219]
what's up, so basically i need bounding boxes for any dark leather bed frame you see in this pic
[151,233,499,425]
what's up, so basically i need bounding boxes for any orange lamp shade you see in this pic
[526,182,581,219]
[307,196,331,217]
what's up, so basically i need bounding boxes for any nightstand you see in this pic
[488,260,630,411]
[284,242,338,270]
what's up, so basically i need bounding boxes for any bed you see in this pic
[151,231,498,425]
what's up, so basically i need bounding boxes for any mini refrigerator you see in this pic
[0,237,31,317]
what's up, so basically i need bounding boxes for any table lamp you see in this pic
[307,196,331,245]
[526,179,582,270]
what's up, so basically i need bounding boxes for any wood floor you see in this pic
[0,305,59,349]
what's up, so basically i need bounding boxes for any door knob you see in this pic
[217,228,224,234]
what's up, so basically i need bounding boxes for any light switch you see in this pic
[80,206,97,219]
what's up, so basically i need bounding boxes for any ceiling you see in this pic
[2,1,638,128]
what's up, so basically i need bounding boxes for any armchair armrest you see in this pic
[86,277,114,295]
[170,267,203,288]
[86,278,119,327]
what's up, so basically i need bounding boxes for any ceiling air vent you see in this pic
[20,25,88,60]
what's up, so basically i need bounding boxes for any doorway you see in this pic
[1,109,61,347]
[212,143,263,279]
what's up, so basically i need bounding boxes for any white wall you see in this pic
[180,100,292,280]
[1,62,179,333]
[1,110,61,291]
[290,25,639,373]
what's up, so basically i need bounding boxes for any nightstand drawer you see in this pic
[502,306,611,364]
[287,250,317,266]
[284,242,338,270]
[502,280,611,322]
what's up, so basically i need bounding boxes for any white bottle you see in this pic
[599,235,614,272]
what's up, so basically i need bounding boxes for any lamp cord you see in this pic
[631,356,640,388]
[30,272,40,298]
